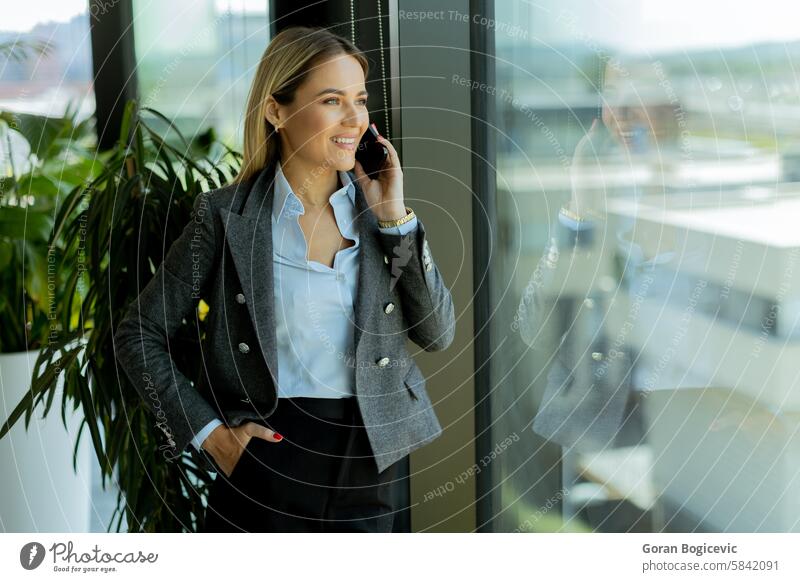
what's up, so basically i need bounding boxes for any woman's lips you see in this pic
[331,137,356,151]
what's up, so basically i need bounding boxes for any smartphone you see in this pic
[355,122,389,179]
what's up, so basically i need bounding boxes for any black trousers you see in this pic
[201,396,400,532]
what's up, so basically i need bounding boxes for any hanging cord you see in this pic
[349,0,356,45]
[350,0,390,138]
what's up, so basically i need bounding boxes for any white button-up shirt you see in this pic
[271,159,362,399]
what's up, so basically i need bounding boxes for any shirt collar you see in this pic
[273,159,355,221]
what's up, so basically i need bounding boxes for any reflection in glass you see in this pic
[491,0,800,533]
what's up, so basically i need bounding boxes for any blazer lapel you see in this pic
[350,171,380,353]
[219,161,279,388]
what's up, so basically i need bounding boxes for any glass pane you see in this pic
[491,0,800,532]
[0,1,94,167]
[132,0,269,145]
[0,1,93,116]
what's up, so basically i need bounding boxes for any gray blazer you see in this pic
[517,236,633,453]
[113,158,455,474]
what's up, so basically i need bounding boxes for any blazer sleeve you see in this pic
[376,216,456,352]
[113,191,222,459]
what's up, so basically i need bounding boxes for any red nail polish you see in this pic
[274,432,283,441]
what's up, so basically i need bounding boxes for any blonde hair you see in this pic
[230,26,369,185]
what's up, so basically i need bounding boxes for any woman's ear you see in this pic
[263,95,282,130]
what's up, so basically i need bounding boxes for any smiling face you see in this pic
[601,66,652,150]
[266,53,370,173]
[599,62,676,153]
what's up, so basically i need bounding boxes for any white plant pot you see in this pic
[0,349,91,532]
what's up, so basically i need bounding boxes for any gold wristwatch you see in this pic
[377,206,415,228]
[559,205,601,222]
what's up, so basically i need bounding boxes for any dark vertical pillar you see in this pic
[89,0,139,151]
[470,0,497,533]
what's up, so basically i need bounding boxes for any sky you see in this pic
[2,0,267,33]
[503,0,800,54]
[7,0,800,53]
[635,0,800,53]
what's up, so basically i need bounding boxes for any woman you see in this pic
[113,26,455,532]
[517,55,681,454]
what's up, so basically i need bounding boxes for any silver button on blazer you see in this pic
[113,158,456,474]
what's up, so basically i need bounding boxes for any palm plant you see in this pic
[0,99,241,531]
[0,105,101,352]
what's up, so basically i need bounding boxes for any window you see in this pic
[132,0,269,146]
[0,0,93,166]
[488,0,800,532]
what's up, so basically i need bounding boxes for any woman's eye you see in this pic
[323,97,368,106]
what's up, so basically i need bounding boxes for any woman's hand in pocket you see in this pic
[202,422,283,477]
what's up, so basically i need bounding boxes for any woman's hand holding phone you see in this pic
[353,123,407,222]
[567,118,606,220]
